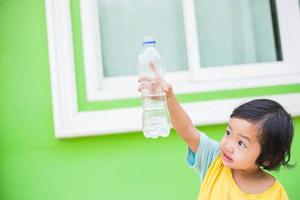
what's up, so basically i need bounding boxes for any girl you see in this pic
[138,77,294,200]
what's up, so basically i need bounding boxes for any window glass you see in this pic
[98,0,188,77]
[195,0,282,67]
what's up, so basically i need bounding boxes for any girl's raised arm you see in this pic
[163,82,200,153]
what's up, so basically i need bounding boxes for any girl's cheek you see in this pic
[220,140,225,150]
[220,137,226,145]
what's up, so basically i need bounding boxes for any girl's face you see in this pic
[220,117,261,171]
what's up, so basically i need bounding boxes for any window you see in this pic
[46,0,300,138]
[82,0,300,101]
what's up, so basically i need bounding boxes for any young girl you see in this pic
[138,77,294,199]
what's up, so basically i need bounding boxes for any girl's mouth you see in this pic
[222,153,233,162]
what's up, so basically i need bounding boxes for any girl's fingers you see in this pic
[149,62,160,79]
[138,82,151,91]
[162,82,173,97]
[138,76,153,83]
[138,64,170,95]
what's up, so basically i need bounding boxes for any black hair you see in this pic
[230,99,294,171]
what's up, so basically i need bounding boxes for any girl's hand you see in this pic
[138,76,174,99]
[137,62,174,99]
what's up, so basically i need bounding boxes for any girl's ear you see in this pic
[262,160,271,168]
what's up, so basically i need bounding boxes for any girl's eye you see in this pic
[238,140,247,148]
[225,130,230,136]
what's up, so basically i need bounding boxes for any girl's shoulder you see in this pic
[201,157,289,200]
[229,169,289,199]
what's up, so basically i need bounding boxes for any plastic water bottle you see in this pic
[137,36,170,138]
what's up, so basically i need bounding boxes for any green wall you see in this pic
[0,1,299,199]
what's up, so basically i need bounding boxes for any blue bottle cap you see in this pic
[142,36,156,45]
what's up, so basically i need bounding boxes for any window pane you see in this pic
[98,0,188,77]
[195,0,282,67]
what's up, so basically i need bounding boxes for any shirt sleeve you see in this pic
[186,131,220,181]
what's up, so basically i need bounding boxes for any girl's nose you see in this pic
[224,143,234,154]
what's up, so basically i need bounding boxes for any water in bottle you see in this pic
[137,36,170,138]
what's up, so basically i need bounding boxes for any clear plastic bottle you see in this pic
[137,36,170,138]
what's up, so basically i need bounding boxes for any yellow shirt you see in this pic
[198,155,289,200]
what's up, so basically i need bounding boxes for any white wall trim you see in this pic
[46,0,300,138]
[54,93,300,138]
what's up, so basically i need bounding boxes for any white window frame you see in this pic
[81,0,300,101]
[46,0,300,138]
